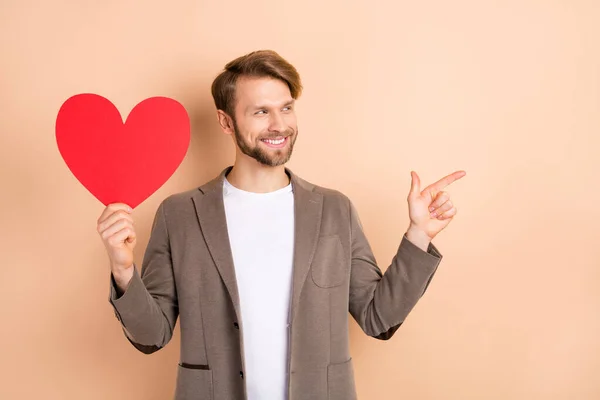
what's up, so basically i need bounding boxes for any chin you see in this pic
[261,156,291,167]
[261,151,293,167]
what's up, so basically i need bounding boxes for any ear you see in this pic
[216,110,235,135]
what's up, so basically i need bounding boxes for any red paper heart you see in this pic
[56,93,190,209]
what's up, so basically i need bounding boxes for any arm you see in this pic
[108,201,179,353]
[347,199,442,340]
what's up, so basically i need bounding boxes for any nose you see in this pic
[268,111,286,133]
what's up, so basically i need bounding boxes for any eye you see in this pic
[283,106,293,111]
[255,110,267,115]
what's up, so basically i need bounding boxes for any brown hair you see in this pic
[211,50,303,118]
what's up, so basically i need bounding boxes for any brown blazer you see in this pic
[108,166,443,400]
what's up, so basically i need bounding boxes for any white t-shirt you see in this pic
[222,177,295,400]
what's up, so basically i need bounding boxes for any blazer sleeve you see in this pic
[107,201,179,354]
[347,199,443,340]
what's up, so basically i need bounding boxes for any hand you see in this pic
[97,203,137,279]
[407,170,466,240]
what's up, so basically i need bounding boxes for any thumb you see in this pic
[409,171,421,198]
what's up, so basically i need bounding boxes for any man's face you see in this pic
[230,76,298,167]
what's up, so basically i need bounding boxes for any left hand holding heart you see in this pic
[407,170,466,241]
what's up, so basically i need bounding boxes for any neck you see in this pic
[226,158,290,193]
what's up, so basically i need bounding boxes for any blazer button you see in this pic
[240,370,244,379]
[233,322,239,329]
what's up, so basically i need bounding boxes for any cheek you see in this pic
[238,118,264,138]
[285,114,298,129]
[251,121,271,138]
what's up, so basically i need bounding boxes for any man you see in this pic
[97,50,465,400]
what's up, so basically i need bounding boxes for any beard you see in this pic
[232,119,297,167]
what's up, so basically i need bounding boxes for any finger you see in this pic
[428,191,450,212]
[430,199,453,218]
[408,171,421,199]
[422,170,466,196]
[108,226,137,247]
[100,219,134,241]
[436,206,457,220]
[97,210,134,233]
[97,203,132,225]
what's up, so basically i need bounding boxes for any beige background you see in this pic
[1,1,599,399]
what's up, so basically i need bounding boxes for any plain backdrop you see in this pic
[1,1,598,399]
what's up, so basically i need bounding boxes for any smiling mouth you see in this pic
[261,137,286,145]
[260,136,289,148]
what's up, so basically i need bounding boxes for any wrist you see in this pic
[111,265,134,294]
[405,224,431,252]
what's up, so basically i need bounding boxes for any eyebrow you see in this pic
[247,99,295,112]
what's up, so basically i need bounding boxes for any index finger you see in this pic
[97,203,132,224]
[423,170,466,195]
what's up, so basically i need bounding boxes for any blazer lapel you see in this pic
[191,166,323,325]
[288,170,323,323]
[192,166,242,320]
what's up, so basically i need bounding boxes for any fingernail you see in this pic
[429,207,435,212]
[430,211,437,217]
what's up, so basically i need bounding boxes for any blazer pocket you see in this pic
[311,235,347,288]
[175,363,213,400]
[327,358,357,400]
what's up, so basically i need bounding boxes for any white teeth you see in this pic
[263,138,285,145]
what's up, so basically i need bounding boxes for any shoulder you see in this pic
[159,169,224,210]
[294,174,352,209]
[153,188,201,218]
